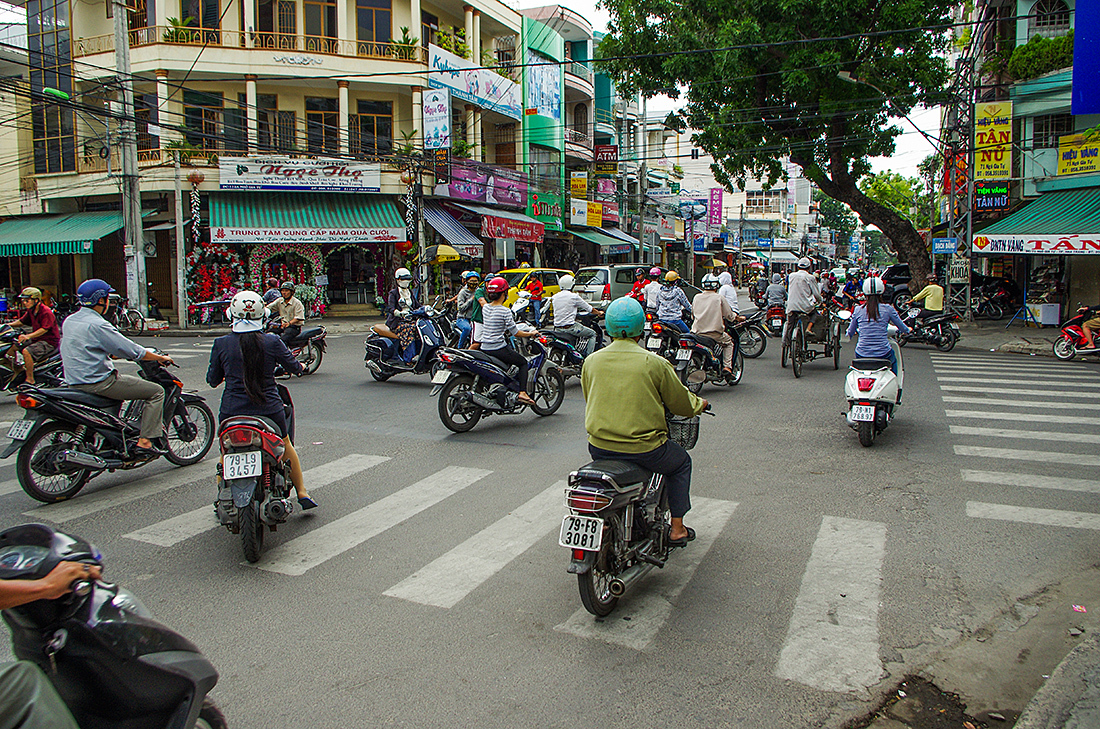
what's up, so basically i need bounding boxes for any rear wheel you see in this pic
[739,326,766,358]
[832,324,841,370]
[935,329,958,352]
[438,375,482,432]
[530,368,565,415]
[547,347,572,379]
[781,340,789,368]
[1053,336,1077,361]
[578,539,618,617]
[123,310,145,334]
[297,342,323,375]
[241,497,264,563]
[16,423,93,503]
[792,327,804,378]
[195,699,228,729]
[858,420,875,447]
[892,292,912,311]
[164,401,215,466]
[369,366,393,382]
[682,353,706,394]
[727,351,744,385]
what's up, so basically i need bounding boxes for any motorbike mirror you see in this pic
[836,309,852,321]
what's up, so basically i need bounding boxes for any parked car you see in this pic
[880,263,912,308]
[494,267,574,307]
[574,265,702,310]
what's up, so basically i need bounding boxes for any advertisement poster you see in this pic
[481,214,543,243]
[974,101,1012,180]
[434,160,527,208]
[569,199,587,226]
[529,191,563,232]
[213,225,405,245]
[422,88,451,149]
[525,48,561,120]
[596,178,617,195]
[707,188,723,230]
[594,145,618,175]
[586,201,603,227]
[974,180,1010,212]
[428,44,521,120]
[1057,134,1100,176]
[601,201,619,224]
[219,157,381,192]
[570,171,588,198]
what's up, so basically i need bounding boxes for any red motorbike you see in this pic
[1053,307,1100,361]
[764,305,786,337]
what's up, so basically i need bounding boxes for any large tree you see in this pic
[813,189,857,258]
[598,0,953,285]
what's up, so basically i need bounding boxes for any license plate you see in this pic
[223,451,262,480]
[771,319,783,327]
[6,419,33,440]
[851,404,875,421]
[559,514,603,550]
[430,369,450,384]
[647,337,662,349]
[676,348,692,360]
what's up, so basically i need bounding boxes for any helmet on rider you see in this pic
[635,267,646,280]
[862,276,886,296]
[461,270,481,283]
[394,268,413,289]
[76,279,116,307]
[18,287,42,302]
[771,273,782,284]
[486,276,509,298]
[701,274,720,291]
[558,274,575,291]
[663,270,681,285]
[649,267,662,278]
[605,297,645,339]
[226,290,267,332]
[797,257,811,269]
[279,281,295,292]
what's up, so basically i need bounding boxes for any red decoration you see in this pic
[395,239,414,255]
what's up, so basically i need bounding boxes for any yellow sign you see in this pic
[570,171,587,198]
[1057,134,1100,176]
[586,201,602,227]
[974,101,1012,180]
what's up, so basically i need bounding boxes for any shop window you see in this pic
[573,104,588,135]
[745,190,784,214]
[357,0,392,54]
[351,100,393,156]
[306,97,339,154]
[1033,113,1073,149]
[304,0,336,41]
[1029,0,1070,39]
[183,90,223,150]
[257,0,297,46]
[530,144,561,194]
[136,93,158,153]
[29,0,76,174]
[421,11,438,47]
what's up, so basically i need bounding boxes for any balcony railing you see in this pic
[594,108,615,127]
[565,60,593,83]
[565,125,593,148]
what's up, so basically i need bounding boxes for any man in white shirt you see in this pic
[785,258,821,341]
[643,267,663,312]
[550,274,597,356]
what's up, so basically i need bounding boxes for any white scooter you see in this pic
[840,310,905,447]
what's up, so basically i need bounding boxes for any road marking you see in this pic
[943,396,1100,411]
[946,410,1100,426]
[157,353,200,360]
[554,498,738,651]
[24,457,216,523]
[0,479,20,497]
[932,364,1086,374]
[962,470,1100,494]
[384,482,565,608]
[939,385,1100,399]
[937,376,1100,387]
[954,445,1100,466]
[124,454,390,547]
[251,465,491,576]
[950,425,1100,445]
[774,516,887,697]
[967,501,1100,531]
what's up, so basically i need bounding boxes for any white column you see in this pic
[336,0,349,47]
[154,0,169,30]
[410,0,421,44]
[463,5,473,55]
[243,0,255,48]
[338,80,350,154]
[412,86,423,147]
[472,10,481,59]
[474,110,482,161]
[155,69,172,144]
[465,104,475,149]
[246,75,258,151]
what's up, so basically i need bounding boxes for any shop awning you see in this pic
[766,251,800,264]
[451,202,544,243]
[423,205,484,257]
[571,227,637,254]
[209,192,406,244]
[972,187,1100,255]
[0,211,125,257]
[599,227,640,245]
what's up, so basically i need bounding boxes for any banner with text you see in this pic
[422,88,452,149]
[428,44,521,120]
[219,157,381,192]
[1057,134,1100,176]
[974,101,1012,180]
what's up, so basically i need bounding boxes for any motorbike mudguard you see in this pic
[179,392,206,405]
[228,478,258,507]
[567,550,595,575]
[138,651,218,728]
[0,416,48,459]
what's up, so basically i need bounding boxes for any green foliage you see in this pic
[814,189,857,243]
[163,17,196,43]
[392,27,420,60]
[858,171,932,229]
[1006,31,1074,80]
[481,50,513,78]
[451,139,474,159]
[437,27,471,60]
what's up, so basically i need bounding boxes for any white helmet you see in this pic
[797,257,811,269]
[558,274,575,291]
[701,273,720,290]
[395,267,412,289]
[227,290,265,320]
[862,276,886,296]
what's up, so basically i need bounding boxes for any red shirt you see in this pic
[526,278,544,301]
[17,304,61,348]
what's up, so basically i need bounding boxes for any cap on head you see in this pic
[771,273,782,284]
[664,270,680,283]
[649,267,661,277]
[18,287,42,301]
[279,281,295,291]
[798,257,811,269]
[265,277,279,288]
[862,276,886,296]
[701,274,720,290]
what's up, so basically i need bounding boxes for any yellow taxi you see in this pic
[493,267,574,307]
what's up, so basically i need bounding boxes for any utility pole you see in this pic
[113,0,147,317]
[174,152,187,329]
[636,94,647,266]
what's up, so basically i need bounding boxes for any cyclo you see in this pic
[780,297,847,378]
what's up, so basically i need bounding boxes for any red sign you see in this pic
[602,201,619,223]
[595,145,618,175]
[481,215,544,243]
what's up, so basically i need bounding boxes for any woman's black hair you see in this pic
[238,331,267,405]
[866,294,881,322]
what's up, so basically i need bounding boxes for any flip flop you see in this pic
[518,396,537,407]
[298,496,318,510]
[668,526,696,547]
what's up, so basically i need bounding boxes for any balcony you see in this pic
[565,124,593,163]
[565,60,593,83]
[564,60,594,100]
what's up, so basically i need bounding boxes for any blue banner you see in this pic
[1073,0,1100,114]
[932,237,957,254]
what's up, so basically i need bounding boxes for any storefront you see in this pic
[571,227,637,262]
[445,202,545,270]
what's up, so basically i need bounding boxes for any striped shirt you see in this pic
[846,303,910,358]
[480,303,518,350]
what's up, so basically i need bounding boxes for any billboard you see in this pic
[428,44,521,120]
[219,157,381,192]
[974,101,1012,180]
[525,48,560,120]
[422,88,451,150]
[434,160,527,208]
[1057,134,1100,176]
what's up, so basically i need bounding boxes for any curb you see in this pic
[1014,634,1100,728]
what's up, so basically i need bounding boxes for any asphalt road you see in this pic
[1,327,1099,728]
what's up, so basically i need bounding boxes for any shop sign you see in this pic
[569,198,587,226]
[529,191,563,232]
[594,145,618,175]
[949,254,970,283]
[422,88,452,149]
[1057,134,1100,176]
[707,188,723,229]
[972,234,1100,255]
[570,171,588,198]
[219,157,381,192]
[596,178,616,195]
[434,160,527,208]
[608,244,632,255]
[455,244,484,257]
[601,201,619,224]
[430,148,449,184]
[974,101,1012,180]
[974,180,1010,212]
[481,214,543,243]
[586,201,602,227]
[931,237,957,254]
[428,44,521,120]
[212,226,405,244]
[941,152,967,194]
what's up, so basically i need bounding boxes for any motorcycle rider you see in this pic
[453,271,480,348]
[765,273,787,307]
[842,270,863,309]
[481,276,540,407]
[208,291,315,510]
[61,279,174,456]
[371,268,421,362]
[656,271,692,333]
[266,281,305,345]
[1082,305,1100,351]
[7,287,61,386]
[262,277,281,304]
[642,267,664,313]
[525,273,544,327]
[908,273,944,327]
[716,270,740,315]
[550,274,597,357]
[581,297,707,546]
[846,276,909,377]
[628,267,649,301]
[691,274,738,375]
[786,257,821,342]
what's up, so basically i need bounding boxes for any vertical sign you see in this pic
[422,88,451,149]
[707,188,723,232]
[1073,0,1100,114]
[586,201,603,227]
[570,171,588,198]
[974,101,1012,180]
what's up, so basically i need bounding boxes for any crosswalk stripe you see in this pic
[967,501,1100,530]
[775,516,887,695]
[950,425,1100,445]
[946,410,1100,426]
[0,480,20,497]
[554,497,738,651]
[124,454,390,547]
[251,465,491,576]
[932,364,1086,374]
[954,445,1099,465]
[943,396,1100,411]
[25,457,216,523]
[940,385,1100,399]
[384,482,565,608]
[937,376,1100,387]
[962,470,1100,494]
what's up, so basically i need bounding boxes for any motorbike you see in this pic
[898,308,960,352]
[560,408,712,616]
[538,314,605,381]
[1053,306,1100,360]
[764,304,786,337]
[430,329,565,432]
[732,309,767,358]
[215,384,297,563]
[1,358,215,503]
[674,326,744,392]
[267,316,326,375]
[842,311,904,447]
[0,324,65,391]
[0,523,225,728]
[364,299,451,382]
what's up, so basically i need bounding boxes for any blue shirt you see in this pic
[207,332,303,417]
[846,303,910,358]
[60,307,148,385]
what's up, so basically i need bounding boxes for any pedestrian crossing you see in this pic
[930,352,1100,532]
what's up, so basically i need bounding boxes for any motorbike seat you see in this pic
[297,326,324,340]
[219,415,282,436]
[47,388,122,409]
[547,328,579,344]
[465,349,511,369]
[680,333,718,347]
[850,357,893,371]
[573,460,652,491]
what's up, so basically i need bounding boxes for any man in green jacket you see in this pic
[581,296,708,545]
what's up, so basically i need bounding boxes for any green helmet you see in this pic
[604,296,645,339]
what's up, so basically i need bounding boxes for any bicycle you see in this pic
[781,306,844,378]
[108,295,145,334]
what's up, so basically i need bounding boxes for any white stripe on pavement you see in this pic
[554,497,738,651]
[774,516,887,696]
[949,425,1100,445]
[124,454,390,547]
[0,480,20,497]
[967,501,1100,531]
[954,445,1100,466]
[946,410,1100,426]
[962,470,1100,494]
[937,376,1100,387]
[251,465,491,576]
[931,364,1086,374]
[943,396,1100,411]
[939,385,1100,399]
[384,482,565,608]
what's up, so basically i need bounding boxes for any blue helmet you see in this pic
[605,296,645,339]
[76,278,115,306]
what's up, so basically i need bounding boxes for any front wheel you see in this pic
[164,401,215,466]
[578,540,618,617]
[832,324,842,370]
[530,368,565,415]
[196,698,228,729]
[438,375,482,432]
[858,420,875,447]
[727,350,744,385]
[739,326,766,358]
[792,327,804,378]
[780,339,789,368]
[241,497,264,563]
[123,310,145,334]
[935,329,958,352]
[298,342,323,375]
[1053,336,1077,361]
[16,422,93,503]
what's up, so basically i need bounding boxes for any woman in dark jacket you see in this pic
[370,266,421,361]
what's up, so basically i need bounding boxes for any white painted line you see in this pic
[954,445,1100,466]
[932,364,1086,374]
[967,501,1100,531]
[937,376,1100,387]
[124,454,390,547]
[0,479,20,497]
[950,425,1100,445]
[939,385,1100,399]
[384,482,565,608]
[554,498,739,651]
[0,421,12,429]
[774,516,887,696]
[251,465,491,576]
[943,396,1100,411]
[962,470,1100,495]
[946,410,1100,426]
[25,456,216,523]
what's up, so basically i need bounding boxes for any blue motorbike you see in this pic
[364,304,453,382]
[430,334,565,432]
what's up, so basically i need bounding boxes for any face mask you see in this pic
[397,279,411,289]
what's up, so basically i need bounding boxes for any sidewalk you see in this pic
[952,318,1062,357]
[136,316,383,338]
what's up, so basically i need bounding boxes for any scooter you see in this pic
[732,310,767,358]
[364,301,450,382]
[897,308,960,352]
[764,304,786,337]
[674,328,743,392]
[0,324,65,391]
[1053,306,1100,361]
[267,316,327,375]
[842,311,904,447]
[0,523,225,728]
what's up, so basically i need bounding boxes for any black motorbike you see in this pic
[732,310,767,358]
[0,523,225,728]
[898,308,961,352]
[364,300,453,382]
[541,311,604,381]
[267,317,326,375]
[673,326,744,392]
[1,359,215,503]
[0,324,65,391]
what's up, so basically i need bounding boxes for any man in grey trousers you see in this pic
[61,279,175,456]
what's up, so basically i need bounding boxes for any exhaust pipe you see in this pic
[609,561,656,597]
[62,451,107,469]
[366,360,383,375]
[265,498,292,522]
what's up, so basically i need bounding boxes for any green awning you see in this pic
[571,227,637,250]
[972,187,1100,255]
[0,211,124,257]
[210,192,406,244]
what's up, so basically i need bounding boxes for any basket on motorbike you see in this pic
[666,414,700,450]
